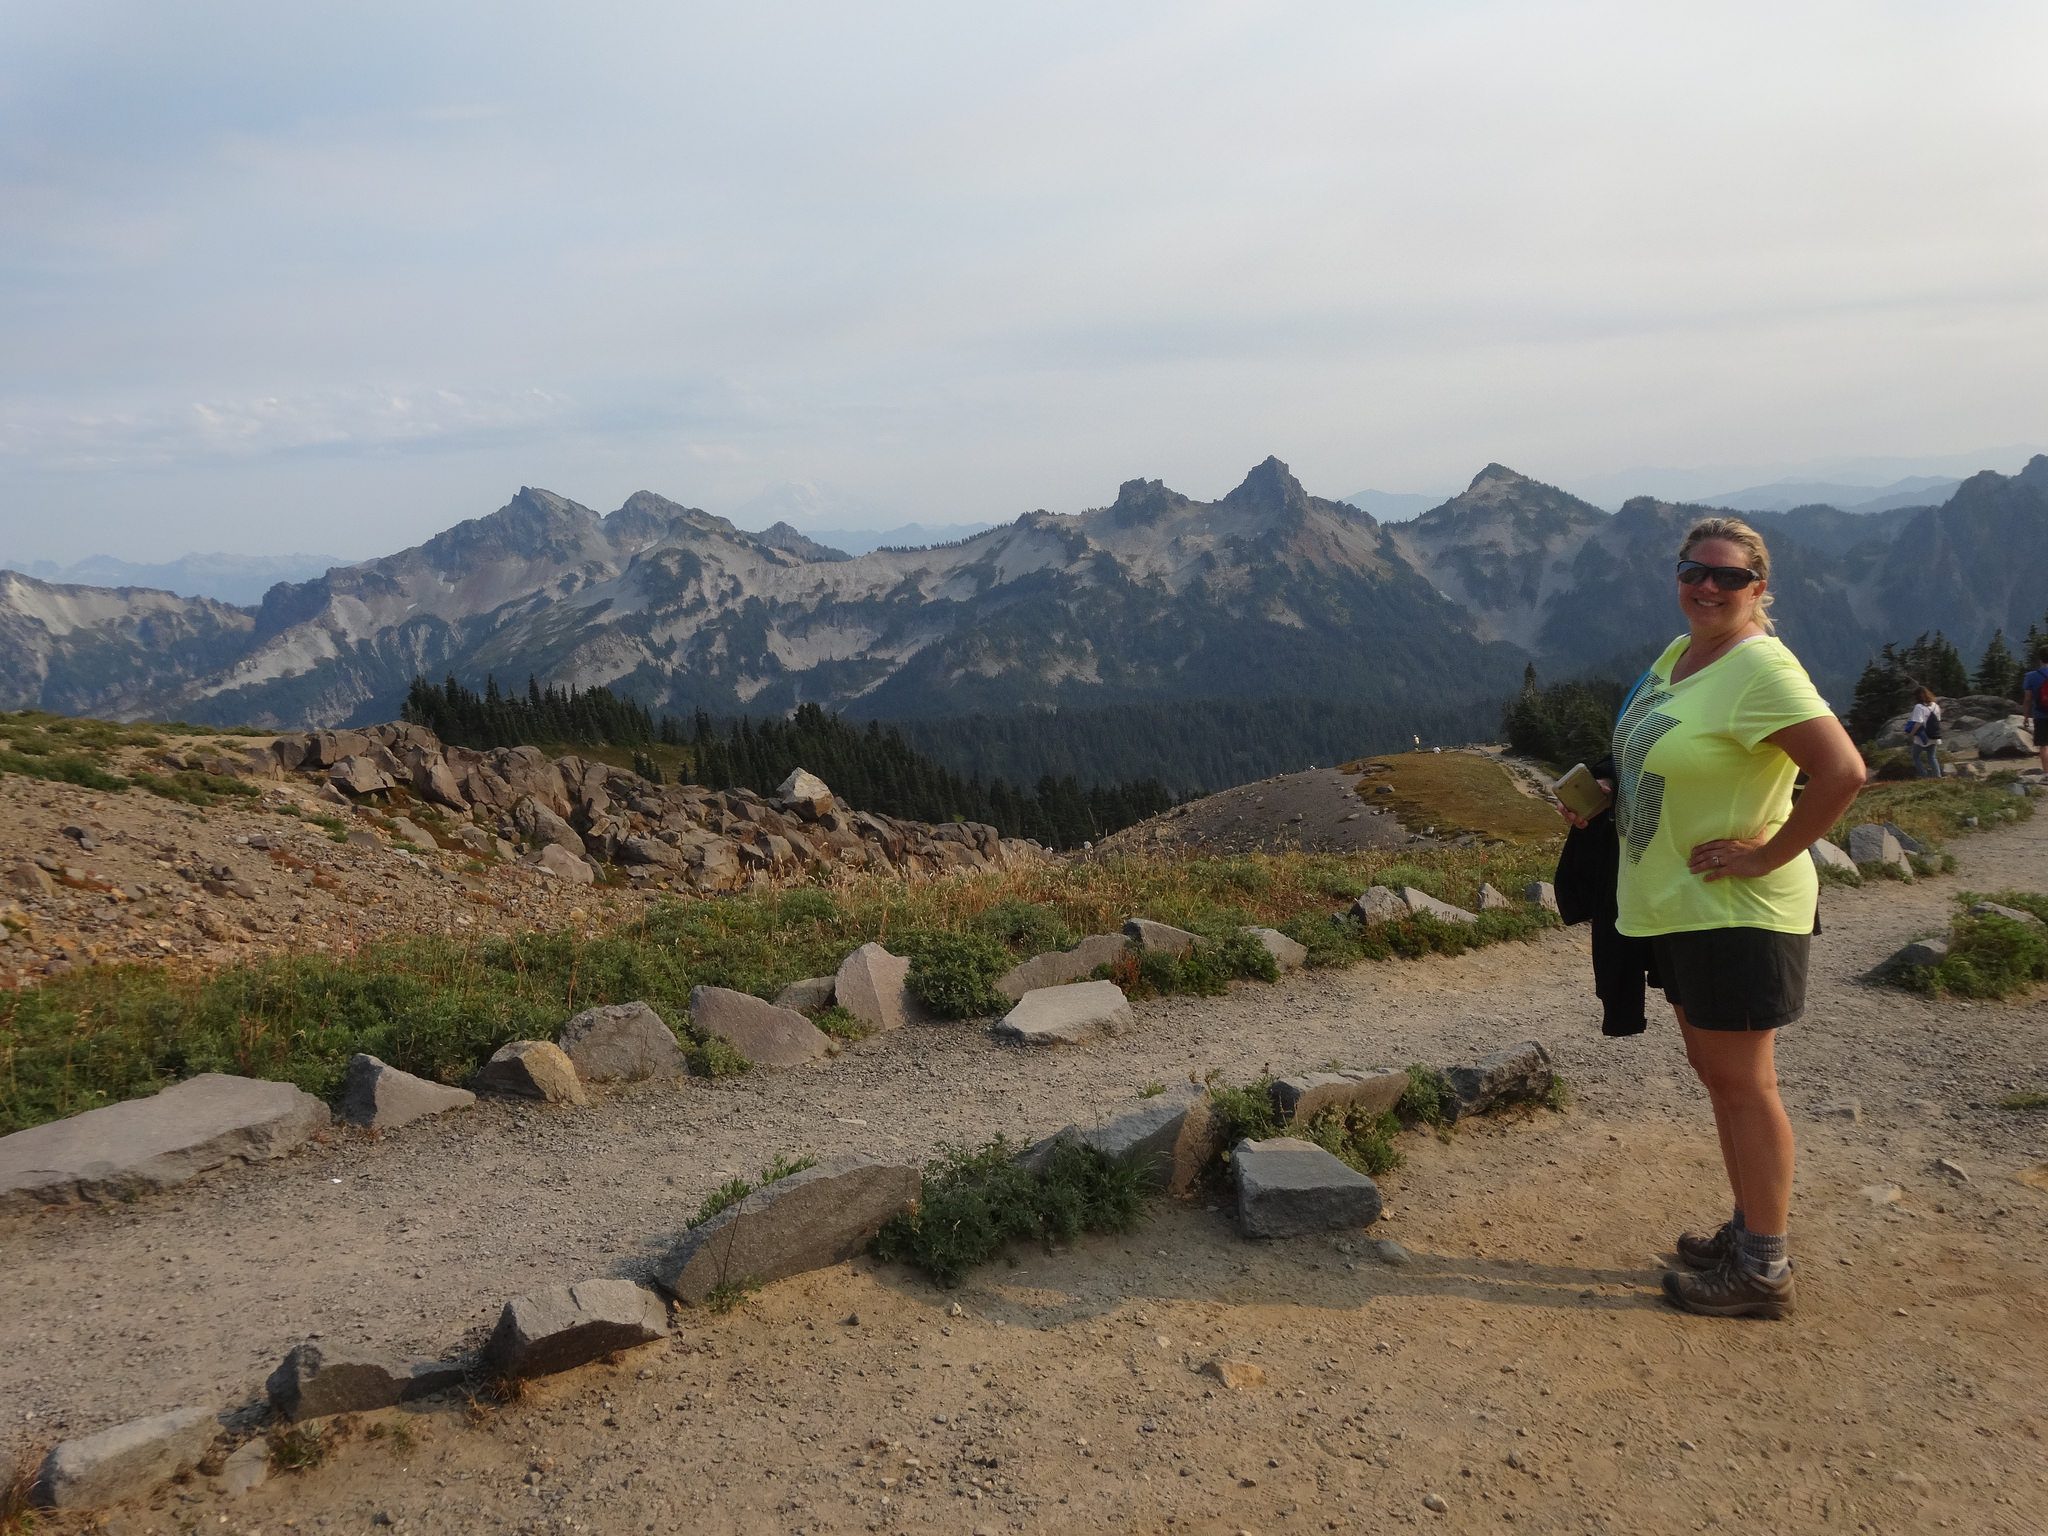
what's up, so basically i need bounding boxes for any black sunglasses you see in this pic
[1676,559,1760,591]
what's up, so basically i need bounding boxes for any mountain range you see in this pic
[4,454,2046,734]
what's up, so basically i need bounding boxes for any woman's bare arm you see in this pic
[1689,715,1866,882]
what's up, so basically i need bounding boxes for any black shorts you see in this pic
[1648,926,1811,1031]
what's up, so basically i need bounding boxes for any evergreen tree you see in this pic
[1974,630,2020,699]
[1847,647,1912,746]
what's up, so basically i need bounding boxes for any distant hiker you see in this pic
[2025,644,2048,772]
[1554,516,1863,1320]
[1905,686,1944,778]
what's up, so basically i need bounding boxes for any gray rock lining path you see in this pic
[1,1074,328,1213]
[6,813,2048,1451]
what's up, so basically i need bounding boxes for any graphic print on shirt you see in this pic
[1613,683,1680,864]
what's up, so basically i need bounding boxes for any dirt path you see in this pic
[7,817,2048,1534]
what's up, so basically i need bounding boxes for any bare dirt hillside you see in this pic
[6,804,2047,1532]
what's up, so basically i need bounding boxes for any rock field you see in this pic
[0,722,1045,989]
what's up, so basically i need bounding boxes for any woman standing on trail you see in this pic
[1563,517,1864,1319]
[1906,687,1944,779]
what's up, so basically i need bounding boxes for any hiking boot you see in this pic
[1675,1221,1737,1272]
[1661,1259,1796,1320]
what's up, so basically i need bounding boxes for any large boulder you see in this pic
[1846,824,1910,875]
[1809,838,1857,874]
[556,1001,687,1082]
[772,975,836,1011]
[473,1040,589,1105]
[408,749,469,811]
[329,754,396,796]
[265,1343,467,1420]
[997,933,1131,1000]
[1233,1137,1383,1238]
[34,1406,219,1509]
[1442,1039,1554,1122]
[385,816,437,851]
[339,1053,475,1130]
[485,1278,669,1379]
[1018,1085,1212,1189]
[1352,886,1406,925]
[1269,1068,1407,1126]
[512,795,586,855]
[527,843,596,884]
[1401,888,1478,925]
[1525,880,1560,915]
[688,986,833,1068]
[1973,717,2035,758]
[833,943,921,1031]
[655,1154,919,1304]
[1123,917,1199,956]
[1874,936,1950,977]
[617,835,683,869]
[775,768,836,820]
[992,981,1134,1046]
[1241,927,1308,971]
[1,1073,329,1212]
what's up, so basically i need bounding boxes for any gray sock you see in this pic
[1738,1228,1788,1278]
[1732,1207,1746,1234]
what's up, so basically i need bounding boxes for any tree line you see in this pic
[401,676,1172,847]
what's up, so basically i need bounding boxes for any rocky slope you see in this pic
[0,725,1041,990]
[6,454,2046,728]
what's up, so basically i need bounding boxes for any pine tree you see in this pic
[1974,630,2019,699]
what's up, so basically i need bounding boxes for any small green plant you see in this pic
[1138,1081,1165,1098]
[1303,1103,1404,1176]
[973,897,1078,955]
[0,1441,38,1534]
[139,769,260,808]
[704,1278,762,1315]
[812,1005,871,1042]
[686,1038,752,1078]
[1896,904,2048,999]
[1815,863,1864,888]
[776,889,842,924]
[1540,1075,1574,1113]
[900,929,1012,1018]
[269,1424,326,1472]
[687,1153,817,1228]
[1205,1073,1284,1145]
[689,1175,756,1229]
[2000,1090,2048,1111]
[872,1137,1146,1287]
[0,751,128,792]
[1399,1063,1455,1130]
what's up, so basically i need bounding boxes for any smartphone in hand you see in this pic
[1554,763,1613,820]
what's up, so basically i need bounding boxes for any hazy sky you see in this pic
[3,1,2045,563]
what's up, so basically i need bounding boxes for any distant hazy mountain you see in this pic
[5,454,2046,728]
[1695,475,1960,514]
[14,552,344,605]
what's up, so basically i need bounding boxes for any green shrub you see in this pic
[871,1137,1146,1287]
[1206,1075,1283,1144]
[1399,1064,1455,1129]
[687,1153,817,1228]
[139,769,260,808]
[812,1005,870,1041]
[1902,913,2048,999]
[900,929,1012,1018]
[686,1038,752,1078]
[776,889,842,925]
[0,751,129,792]
[973,898,1078,956]
[1303,1104,1403,1177]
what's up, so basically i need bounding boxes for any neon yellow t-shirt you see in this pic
[1613,632,1834,938]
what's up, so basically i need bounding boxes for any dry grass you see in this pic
[1343,751,1562,845]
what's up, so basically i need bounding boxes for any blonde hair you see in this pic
[1679,516,1775,632]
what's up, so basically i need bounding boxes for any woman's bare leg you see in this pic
[1679,1013,1793,1234]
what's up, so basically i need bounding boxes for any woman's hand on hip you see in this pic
[1689,835,1772,881]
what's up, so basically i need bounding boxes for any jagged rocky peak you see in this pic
[1219,455,1312,516]
[1105,477,1197,528]
[753,522,851,562]
[1409,463,1607,537]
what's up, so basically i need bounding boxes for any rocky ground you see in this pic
[0,726,1038,990]
[5,796,2047,1533]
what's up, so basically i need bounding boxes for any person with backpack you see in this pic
[1905,687,1944,778]
[2025,645,2048,772]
